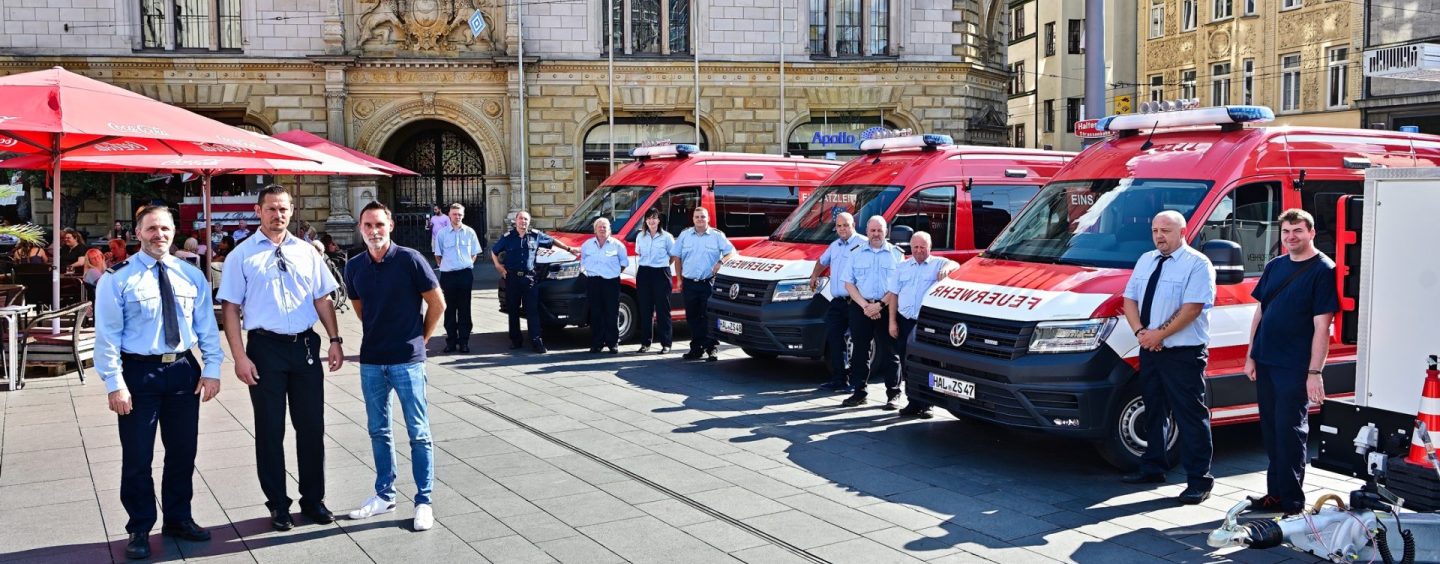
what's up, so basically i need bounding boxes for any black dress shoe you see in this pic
[1246,495,1302,516]
[458,344,471,353]
[637,345,651,353]
[161,519,211,541]
[682,350,703,360]
[125,532,150,560]
[607,347,619,354]
[270,509,294,531]
[532,342,548,354]
[840,393,867,407]
[659,346,671,354]
[301,502,335,524]
[1120,472,1167,484]
[898,404,934,419]
[442,344,457,353]
[1178,485,1211,505]
[589,346,602,353]
[705,348,719,362]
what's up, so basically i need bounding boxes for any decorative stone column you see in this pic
[312,58,359,245]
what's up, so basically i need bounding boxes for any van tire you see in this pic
[616,293,637,343]
[741,348,779,360]
[1095,382,1180,471]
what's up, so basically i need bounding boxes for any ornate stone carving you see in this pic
[353,98,377,119]
[482,99,502,118]
[1208,29,1231,59]
[356,0,501,54]
[421,91,437,114]
[325,89,346,111]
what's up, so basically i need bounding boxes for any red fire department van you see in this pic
[704,134,1074,360]
[905,104,1440,470]
[501,144,842,342]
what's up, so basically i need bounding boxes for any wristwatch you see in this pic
[330,336,344,345]
[1307,369,1323,375]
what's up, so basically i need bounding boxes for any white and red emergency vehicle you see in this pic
[705,134,1073,360]
[501,144,841,342]
[904,104,1440,469]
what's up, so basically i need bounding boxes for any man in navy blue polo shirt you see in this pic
[343,201,446,532]
[1245,208,1340,516]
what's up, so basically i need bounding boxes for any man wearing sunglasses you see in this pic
[218,185,344,532]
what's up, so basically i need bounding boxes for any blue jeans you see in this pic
[360,362,434,505]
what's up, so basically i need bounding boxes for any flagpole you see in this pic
[693,0,700,149]
[778,0,785,155]
[518,0,528,208]
[608,0,615,175]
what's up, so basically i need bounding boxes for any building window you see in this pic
[1043,99,1056,133]
[1328,47,1349,108]
[1182,0,1197,30]
[1281,53,1301,111]
[140,0,241,50]
[1281,0,1301,9]
[1180,69,1197,100]
[1044,22,1056,56]
[1011,4,1026,38]
[1150,74,1165,102]
[606,0,692,55]
[1149,4,1164,39]
[1211,63,1231,105]
[1011,62,1026,95]
[1012,123,1026,148]
[1243,0,1257,15]
[1065,97,1082,132]
[1242,58,1254,104]
[810,0,892,57]
[583,119,707,195]
[1067,19,1084,54]
[1213,0,1232,20]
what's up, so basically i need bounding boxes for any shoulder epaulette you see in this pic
[105,259,131,274]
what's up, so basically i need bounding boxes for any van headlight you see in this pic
[549,260,581,280]
[1028,318,1116,354]
[772,278,819,302]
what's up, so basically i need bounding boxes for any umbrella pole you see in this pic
[50,138,62,331]
[203,173,213,266]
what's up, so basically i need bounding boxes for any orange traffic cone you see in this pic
[1404,356,1440,467]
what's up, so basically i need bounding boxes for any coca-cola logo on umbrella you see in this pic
[0,137,16,148]
[197,142,256,154]
[161,158,222,167]
[94,140,149,152]
[107,122,169,136]
[213,136,262,150]
[0,116,18,126]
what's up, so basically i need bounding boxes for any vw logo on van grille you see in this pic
[949,322,969,348]
[728,283,740,300]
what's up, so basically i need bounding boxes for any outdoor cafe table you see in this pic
[1,304,35,389]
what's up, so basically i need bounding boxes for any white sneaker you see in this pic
[348,496,395,520]
[413,504,434,532]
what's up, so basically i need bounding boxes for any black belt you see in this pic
[249,328,316,343]
[121,350,194,364]
[508,270,535,277]
[684,276,713,283]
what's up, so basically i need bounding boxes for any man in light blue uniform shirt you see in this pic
[219,185,345,531]
[634,208,675,353]
[96,205,225,559]
[810,211,864,391]
[580,217,629,353]
[884,231,956,415]
[840,216,905,408]
[434,203,484,353]
[1119,210,1216,505]
[671,207,736,362]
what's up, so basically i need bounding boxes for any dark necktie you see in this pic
[1139,254,1171,328]
[156,261,182,349]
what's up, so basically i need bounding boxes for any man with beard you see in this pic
[344,201,446,531]
[218,184,345,531]
[95,205,224,559]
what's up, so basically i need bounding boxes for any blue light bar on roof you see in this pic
[1097,105,1275,133]
[630,144,699,158]
[858,134,954,152]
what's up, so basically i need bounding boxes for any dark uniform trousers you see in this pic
[682,278,715,353]
[586,275,621,349]
[823,296,851,385]
[848,302,899,396]
[248,329,326,512]
[635,266,672,348]
[1138,345,1214,489]
[440,268,475,347]
[895,316,931,410]
[117,353,200,534]
[1255,362,1310,508]
[505,271,543,346]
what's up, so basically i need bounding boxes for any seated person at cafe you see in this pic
[105,238,129,267]
[59,228,89,272]
[82,248,106,292]
[175,238,202,263]
[213,235,236,260]
[12,240,47,264]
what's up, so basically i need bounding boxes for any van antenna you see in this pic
[1139,120,1160,151]
[1295,170,1307,189]
[963,178,973,192]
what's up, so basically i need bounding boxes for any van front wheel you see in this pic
[1095,383,1179,472]
[617,293,637,343]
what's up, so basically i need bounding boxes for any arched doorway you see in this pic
[380,120,488,254]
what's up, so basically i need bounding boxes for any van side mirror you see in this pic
[1200,239,1244,285]
[625,230,639,243]
[890,225,915,252]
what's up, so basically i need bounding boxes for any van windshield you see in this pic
[772,185,903,244]
[984,178,1212,269]
[556,185,655,233]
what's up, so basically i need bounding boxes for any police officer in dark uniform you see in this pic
[95,205,225,560]
[490,210,578,354]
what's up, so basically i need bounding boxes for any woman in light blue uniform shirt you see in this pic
[634,208,676,353]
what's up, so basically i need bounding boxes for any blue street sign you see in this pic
[469,10,486,38]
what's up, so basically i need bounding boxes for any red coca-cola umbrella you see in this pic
[0,66,315,311]
[273,130,418,176]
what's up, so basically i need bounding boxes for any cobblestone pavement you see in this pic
[0,283,1359,563]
